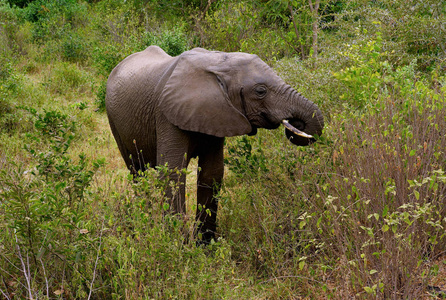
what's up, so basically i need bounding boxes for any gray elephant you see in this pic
[106,46,324,243]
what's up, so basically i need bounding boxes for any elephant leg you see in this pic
[156,127,191,215]
[108,117,140,174]
[196,137,224,244]
[165,166,188,214]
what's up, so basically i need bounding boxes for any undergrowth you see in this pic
[0,0,445,299]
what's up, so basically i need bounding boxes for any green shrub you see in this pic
[0,67,23,133]
[43,61,91,95]
[92,44,124,76]
[0,107,105,299]
[91,45,122,110]
[143,27,189,56]
[225,135,269,176]
[1,0,30,57]
[312,85,446,297]
[196,2,263,54]
[61,31,89,62]
[22,0,88,42]
[6,0,30,8]
[94,79,107,112]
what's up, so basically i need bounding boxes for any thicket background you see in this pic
[0,0,445,298]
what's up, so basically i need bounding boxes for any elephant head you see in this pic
[160,49,324,144]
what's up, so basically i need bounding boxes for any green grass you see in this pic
[0,0,445,299]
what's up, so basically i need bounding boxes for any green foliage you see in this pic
[333,27,388,108]
[0,65,26,133]
[255,0,318,59]
[225,135,269,176]
[43,61,91,95]
[61,31,88,62]
[312,61,446,296]
[332,26,437,110]
[201,1,285,60]
[143,27,189,56]
[1,0,30,57]
[92,44,124,77]
[0,107,105,298]
[94,79,107,112]
[1,0,446,298]
[22,0,88,39]
[91,43,122,109]
[377,0,445,70]
[6,0,30,8]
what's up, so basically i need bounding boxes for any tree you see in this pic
[259,0,330,60]
[308,0,320,59]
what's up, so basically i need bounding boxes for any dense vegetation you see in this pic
[0,0,445,298]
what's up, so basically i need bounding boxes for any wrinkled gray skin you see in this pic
[106,46,324,243]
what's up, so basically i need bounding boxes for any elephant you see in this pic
[106,46,324,243]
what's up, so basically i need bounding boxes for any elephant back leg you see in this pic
[108,117,140,174]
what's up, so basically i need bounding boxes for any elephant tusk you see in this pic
[282,120,313,139]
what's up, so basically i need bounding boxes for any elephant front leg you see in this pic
[160,167,187,214]
[156,125,191,215]
[196,138,224,244]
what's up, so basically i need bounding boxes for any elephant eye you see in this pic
[254,85,268,98]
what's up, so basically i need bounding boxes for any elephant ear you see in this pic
[159,49,252,137]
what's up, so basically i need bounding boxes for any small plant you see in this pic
[142,27,189,56]
[311,73,446,296]
[92,44,123,77]
[0,106,105,298]
[225,135,269,177]
[94,79,107,112]
[61,32,88,62]
[43,61,90,95]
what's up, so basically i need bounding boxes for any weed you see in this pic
[0,106,105,298]
[43,61,90,95]
[143,27,190,56]
[225,135,269,177]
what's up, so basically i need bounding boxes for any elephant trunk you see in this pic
[283,89,324,146]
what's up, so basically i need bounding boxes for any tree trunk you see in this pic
[308,0,320,59]
[288,4,306,60]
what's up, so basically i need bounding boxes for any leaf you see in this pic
[414,190,420,200]
[363,286,374,294]
[382,205,389,217]
[54,289,64,295]
[369,269,378,275]
[392,225,397,234]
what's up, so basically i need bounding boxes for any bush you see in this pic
[0,65,25,133]
[92,44,124,77]
[1,0,445,297]
[143,27,189,56]
[1,0,31,57]
[0,107,105,299]
[94,79,107,112]
[61,31,89,62]
[195,1,290,60]
[312,84,446,297]
[22,0,88,42]
[43,61,91,95]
